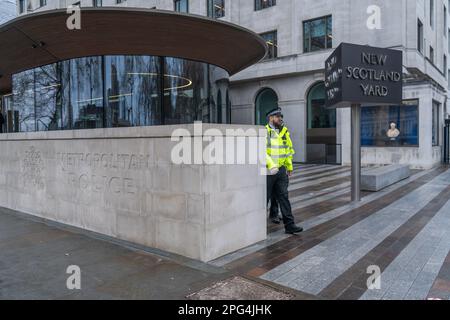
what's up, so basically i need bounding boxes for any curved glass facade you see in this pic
[10,55,230,132]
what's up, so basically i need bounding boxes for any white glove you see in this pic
[269,167,279,175]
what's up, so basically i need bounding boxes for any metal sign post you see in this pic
[325,43,403,203]
[351,104,361,201]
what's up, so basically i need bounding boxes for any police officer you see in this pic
[269,115,295,224]
[266,108,303,234]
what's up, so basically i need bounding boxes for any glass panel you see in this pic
[1,95,11,133]
[163,57,209,124]
[260,31,277,60]
[105,55,161,127]
[303,22,310,53]
[12,69,35,132]
[11,55,229,131]
[216,90,222,123]
[326,16,333,49]
[19,0,25,13]
[61,57,104,130]
[361,101,419,147]
[304,16,332,52]
[255,88,278,125]
[208,0,225,18]
[174,0,188,12]
[418,19,423,53]
[432,100,440,146]
[34,64,62,131]
[226,90,231,124]
[255,0,276,11]
[307,82,336,129]
[310,18,326,51]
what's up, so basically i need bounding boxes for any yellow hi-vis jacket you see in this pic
[266,124,295,172]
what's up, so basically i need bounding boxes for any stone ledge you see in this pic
[0,123,266,141]
[362,164,411,192]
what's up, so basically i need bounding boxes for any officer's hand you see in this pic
[269,167,279,175]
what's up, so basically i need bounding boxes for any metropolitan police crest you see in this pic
[22,146,45,189]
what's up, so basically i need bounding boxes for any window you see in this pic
[40,0,47,7]
[60,57,104,130]
[361,101,419,147]
[445,55,448,79]
[12,70,36,132]
[445,6,448,36]
[430,46,435,64]
[93,0,102,7]
[163,57,208,124]
[216,90,222,123]
[432,100,440,146]
[207,0,225,19]
[255,0,276,11]
[2,94,16,133]
[418,19,424,53]
[19,0,26,13]
[303,15,333,53]
[430,0,435,28]
[209,65,228,123]
[116,0,125,4]
[10,55,230,132]
[174,0,189,12]
[307,82,336,129]
[226,90,231,124]
[35,64,61,131]
[255,88,278,125]
[105,56,161,127]
[260,31,277,60]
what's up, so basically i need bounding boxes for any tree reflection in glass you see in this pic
[163,57,208,125]
[35,64,62,131]
[61,57,104,130]
[12,69,35,132]
[10,55,230,132]
[105,55,161,127]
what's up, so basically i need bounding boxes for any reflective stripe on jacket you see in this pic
[266,124,295,171]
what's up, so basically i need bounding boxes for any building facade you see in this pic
[9,0,450,168]
[0,0,16,24]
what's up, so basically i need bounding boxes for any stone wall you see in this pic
[0,124,267,262]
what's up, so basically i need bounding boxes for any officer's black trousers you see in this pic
[270,195,279,217]
[267,166,295,228]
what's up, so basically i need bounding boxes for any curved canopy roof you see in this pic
[0,7,267,94]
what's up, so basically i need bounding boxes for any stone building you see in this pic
[7,0,450,168]
[13,0,450,168]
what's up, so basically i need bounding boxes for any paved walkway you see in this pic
[2,164,450,300]
[215,164,450,300]
[0,209,231,299]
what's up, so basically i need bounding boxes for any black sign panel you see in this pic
[325,43,403,108]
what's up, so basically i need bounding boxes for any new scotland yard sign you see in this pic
[325,43,403,108]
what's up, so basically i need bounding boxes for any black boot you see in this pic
[285,225,303,234]
[270,216,281,224]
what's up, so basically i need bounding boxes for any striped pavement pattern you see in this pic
[212,164,450,300]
